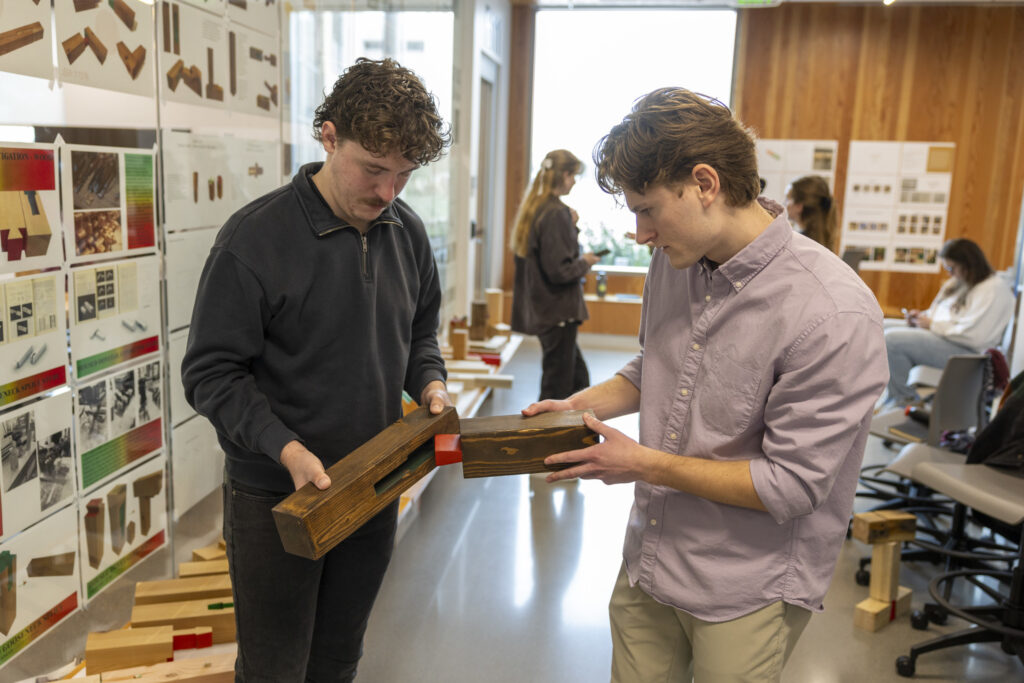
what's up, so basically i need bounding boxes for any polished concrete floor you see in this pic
[4,335,1023,682]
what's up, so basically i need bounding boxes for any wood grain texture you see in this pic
[460,410,596,478]
[134,574,232,605]
[85,626,173,675]
[272,406,460,560]
[735,5,1024,313]
[99,651,234,682]
[130,599,235,644]
[178,559,229,578]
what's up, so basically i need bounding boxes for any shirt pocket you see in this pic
[696,360,763,437]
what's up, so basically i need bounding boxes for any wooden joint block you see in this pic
[62,32,88,64]
[111,0,137,31]
[854,586,912,632]
[851,510,917,545]
[26,551,75,577]
[85,625,174,674]
[130,599,236,644]
[868,541,901,602]
[0,22,45,58]
[135,574,232,605]
[273,406,460,559]
[115,42,146,80]
[460,410,596,478]
[167,59,185,91]
[84,26,106,64]
[178,559,229,578]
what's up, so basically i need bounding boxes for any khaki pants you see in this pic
[609,563,811,683]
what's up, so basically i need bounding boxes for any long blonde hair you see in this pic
[510,150,582,258]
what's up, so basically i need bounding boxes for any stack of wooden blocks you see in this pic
[81,539,236,680]
[851,510,917,632]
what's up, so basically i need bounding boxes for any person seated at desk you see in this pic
[884,238,1014,407]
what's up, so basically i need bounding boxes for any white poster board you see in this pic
[78,453,167,603]
[55,0,155,97]
[0,505,81,668]
[61,144,157,265]
[167,328,195,427]
[756,139,838,207]
[171,416,223,520]
[0,143,63,274]
[165,227,218,331]
[840,141,955,272]
[227,25,280,118]
[69,255,162,381]
[0,390,75,543]
[227,0,280,37]
[0,272,68,412]
[157,1,228,109]
[0,2,53,85]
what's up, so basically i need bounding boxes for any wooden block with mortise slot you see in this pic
[84,27,106,64]
[851,510,917,545]
[130,598,235,644]
[63,32,88,64]
[116,42,146,80]
[26,551,75,577]
[85,625,173,674]
[133,470,163,535]
[99,652,235,683]
[0,22,45,58]
[459,410,596,478]
[167,59,185,91]
[273,406,460,560]
[178,558,229,578]
[135,573,232,605]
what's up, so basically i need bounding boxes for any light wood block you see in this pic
[0,22,44,58]
[19,191,50,258]
[451,328,469,360]
[869,541,901,602]
[178,559,229,578]
[191,543,226,562]
[447,372,514,389]
[130,599,235,644]
[26,551,75,577]
[99,651,234,682]
[85,626,173,674]
[851,510,917,545]
[134,574,232,605]
[445,359,492,374]
[854,586,912,632]
[460,410,596,478]
[272,406,459,560]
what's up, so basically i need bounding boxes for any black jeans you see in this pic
[223,479,398,682]
[537,322,590,401]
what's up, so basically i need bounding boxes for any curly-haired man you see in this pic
[527,88,889,682]
[183,58,452,682]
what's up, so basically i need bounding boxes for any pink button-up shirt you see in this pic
[617,207,888,620]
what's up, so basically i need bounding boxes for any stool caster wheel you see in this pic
[924,603,948,625]
[910,610,929,630]
[896,655,915,677]
[855,569,870,586]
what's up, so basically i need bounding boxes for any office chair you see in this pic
[894,462,1024,677]
[841,246,869,273]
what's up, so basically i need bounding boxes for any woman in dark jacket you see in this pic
[510,149,601,400]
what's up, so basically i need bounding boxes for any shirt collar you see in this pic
[292,162,406,237]
[706,197,790,292]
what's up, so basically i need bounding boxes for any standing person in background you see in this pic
[182,58,451,682]
[884,237,1014,407]
[785,175,837,252]
[524,88,888,682]
[510,149,602,400]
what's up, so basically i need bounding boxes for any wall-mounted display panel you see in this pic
[840,141,955,273]
[0,390,75,543]
[61,144,156,264]
[0,142,63,274]
[0,2,52,82]
[227,25,279,118]
[158,1,228,109]
[0,272,68,412]
[756,139,838,208]
[74,356,164,493]
[167,327,194,427]
[77,453,166,603]
[55,0,155,98]
[165,227,217,331]
[70,255,161,380]
[171,416,222,520]
[0,505,81,668]
[227,0,279,37]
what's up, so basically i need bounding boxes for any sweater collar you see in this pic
[292,161,405,237]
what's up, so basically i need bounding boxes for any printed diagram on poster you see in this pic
[158,2,227,108]
[62,145,156,265]
[839,141,955,272]
[75,357,164,493]
[70,255,161,380]
[756,139,838,208]
[55,0,154,97]
[0,391,75,543]
[0,1,53,80]
[227,0,280,37]
[0,272,68,412]
[228,26,279,118]
[162,131,280,232]
[0,143,63,274]
[0,505,81,668]
[78,453,166,602]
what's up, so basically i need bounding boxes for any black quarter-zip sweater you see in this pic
[182,162,446,493]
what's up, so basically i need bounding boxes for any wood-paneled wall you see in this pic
[735,4,1024,314]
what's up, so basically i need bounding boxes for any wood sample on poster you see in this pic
[159,2,226,108]
[25,552,75,577]
[56,0,154,96]
[0,143,62,274]
[0,1,52,79]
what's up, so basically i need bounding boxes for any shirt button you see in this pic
[680,388,689,396]
[705,295,711,302]
[650,519,658,526]
[692,343,701,351]
[668,432,677,440]
[735,282,744,289]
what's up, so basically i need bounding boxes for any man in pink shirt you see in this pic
[525,88,888,682]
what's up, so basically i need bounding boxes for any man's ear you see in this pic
[321,121,338,153]
[692,164,720,207]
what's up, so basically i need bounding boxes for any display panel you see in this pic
[0,143,63,274]
[0,272,68,411]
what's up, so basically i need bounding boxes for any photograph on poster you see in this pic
[55,0,154,97]
[138,361,160,423]
[109,368,137,439]
[72,151,120,210]
[0,1,52,80]
[0,505,81,668]
[0,273,68,413]
[159,1,228,108]
[77,380,108,453]
[38,427,72,512]
[755,139,838,208]
[1,411,37,494]
[228,26,279,118]
[0,143,62,275]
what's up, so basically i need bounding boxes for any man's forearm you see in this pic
[565,374,641,421]
[646,449,767,511]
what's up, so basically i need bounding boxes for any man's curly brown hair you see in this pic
[313,58,451,165]
[594,87,760,206]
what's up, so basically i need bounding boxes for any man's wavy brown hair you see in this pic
[313,58,451,165]
[594,87,760,206]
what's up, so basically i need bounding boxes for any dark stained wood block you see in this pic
[459,410,596,478]
[84,26,106,64]
[62,32,87,64]
[26,552,75,577]
[0,22,44,58]
[273,406,459,560]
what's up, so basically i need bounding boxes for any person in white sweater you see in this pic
[884,238,1014,406]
